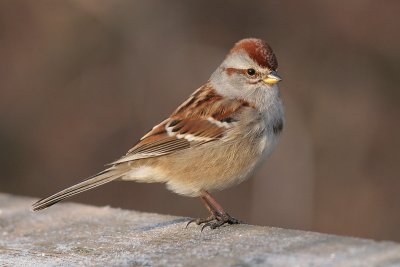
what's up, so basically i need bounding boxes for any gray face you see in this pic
[210,51,280,110]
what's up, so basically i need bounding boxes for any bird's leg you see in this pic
[186,190,241,230]
[186,196,216,227]
[201,191,241,230]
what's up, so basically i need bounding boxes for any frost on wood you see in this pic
[0,193,399,266]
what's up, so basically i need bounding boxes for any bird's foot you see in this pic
[201,213,241,231]
[186,215,215,228]
[186,213,241,231]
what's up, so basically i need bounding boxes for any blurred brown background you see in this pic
[1,1,399,241]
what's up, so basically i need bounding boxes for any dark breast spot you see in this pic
[272,119,283,134]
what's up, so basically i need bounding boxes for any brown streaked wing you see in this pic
[110,84,249,165]
[166,119,225,140]
[109,118,226,165]
[109,121,189,165]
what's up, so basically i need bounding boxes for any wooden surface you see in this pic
[1,193,399,267]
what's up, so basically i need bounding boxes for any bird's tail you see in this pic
[32,166,123,211]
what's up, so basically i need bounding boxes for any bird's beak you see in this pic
[263,71,282,85]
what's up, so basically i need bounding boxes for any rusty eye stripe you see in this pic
[224,68,263,84]
[225,67,247,76]
[224,67,262,78]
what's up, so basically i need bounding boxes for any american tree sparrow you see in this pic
[32,38,284,230]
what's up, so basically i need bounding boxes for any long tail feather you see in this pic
[32,167,123,211]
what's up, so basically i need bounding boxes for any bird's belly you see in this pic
[153,131,277,197]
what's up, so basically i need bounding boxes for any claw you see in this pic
[194,213,241,231]
[201,221,219,231]
[186,215,215,229]
[201,223,209,232]
[186,219,196,229]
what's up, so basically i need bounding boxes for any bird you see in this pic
[32,38,284,230]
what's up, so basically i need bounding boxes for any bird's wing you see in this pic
[32,85,254,211]
[110,84,251,165]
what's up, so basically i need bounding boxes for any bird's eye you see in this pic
[247,68,256,76]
